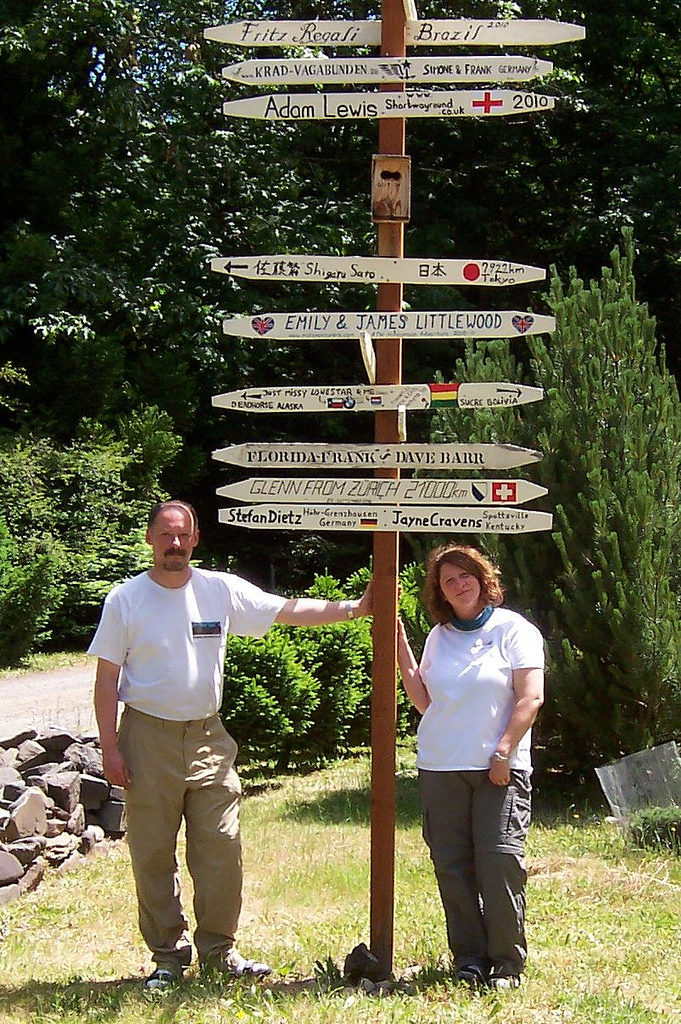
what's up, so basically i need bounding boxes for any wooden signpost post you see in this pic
[205,0,583,979]
[211,381,545,413]
[222,310,556,340]
[222,55,554,86]
[212,255,546,286]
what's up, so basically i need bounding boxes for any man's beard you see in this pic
[161,550,188,571]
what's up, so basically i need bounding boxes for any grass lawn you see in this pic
[1,749,679,1023]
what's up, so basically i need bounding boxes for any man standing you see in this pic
[89,499,372,990]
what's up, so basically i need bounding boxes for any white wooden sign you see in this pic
[211,382,544,413]
[218,503,553,533]
[222,310,555,340]
[212,255,546,286]
[205,20,585,48]
[217,477,548,506]
[212,442,542,470]
[222,90,556,121]
[222,55,554,86]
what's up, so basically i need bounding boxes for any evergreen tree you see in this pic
[431,231,681,775]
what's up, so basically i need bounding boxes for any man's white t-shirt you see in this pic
[88,568,286,721]
[417,608,544,773]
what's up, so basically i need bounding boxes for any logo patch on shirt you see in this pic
[192,621,222,638]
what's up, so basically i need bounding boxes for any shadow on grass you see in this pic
[0,962,474,1018]
[275,770,611,834]
[278,771,422,828]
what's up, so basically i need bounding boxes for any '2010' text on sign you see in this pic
[222,55,554,86]
[212,255,546,286]
[211,382,544,413]
[212,443,542,470]
[219,504,553,533]
[217,477,548,506]
[222,310,555,340]
[205,20,585,48]
[222,90,556,121]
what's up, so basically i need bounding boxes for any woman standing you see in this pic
[398,543,544,990]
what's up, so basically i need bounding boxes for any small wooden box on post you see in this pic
[372,155,411,223]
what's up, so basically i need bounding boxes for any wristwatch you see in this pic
[341,601,356,620]
[491,751,509,762]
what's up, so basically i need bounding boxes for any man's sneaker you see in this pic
[202,948,272,978]
[488,972,521,990]
[455,964,487,990]
[145,965,183,991]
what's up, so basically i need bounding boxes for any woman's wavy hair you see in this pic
[423,544,505,624]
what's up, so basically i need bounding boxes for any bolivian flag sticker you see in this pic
[428,382,460,407]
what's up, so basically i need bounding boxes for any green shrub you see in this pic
[281,573,374,761]
[628,805,681,855]
[0,517,63,667]
[0,409,181,649]
[285,619,373,760]
[218,570,427,768]
[221,629,319,768]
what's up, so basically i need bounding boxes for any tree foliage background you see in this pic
[428,232,681,775]
[1,0,680,771]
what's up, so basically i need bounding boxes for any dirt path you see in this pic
[0,661,97,735]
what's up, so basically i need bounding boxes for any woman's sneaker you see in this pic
[488,972,521,990]
[456,964,487,990]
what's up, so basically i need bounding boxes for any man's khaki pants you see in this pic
[117,706,242,968]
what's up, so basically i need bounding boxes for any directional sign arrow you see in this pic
[222,90,556,121]
[212,443,543,470]
[212,255,546,286]
[218,503,553,533]
[222,55,554,86]
[217,477,548,506]
[222,310,555,340]
[217,260,251,273]
[211,382,544,413]
[205,19,585,48]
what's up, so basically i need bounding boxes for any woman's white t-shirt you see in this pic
[417,608,544,773]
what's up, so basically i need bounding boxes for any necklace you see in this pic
[450,605,494,631]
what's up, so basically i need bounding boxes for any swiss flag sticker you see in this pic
[492,482,517,503]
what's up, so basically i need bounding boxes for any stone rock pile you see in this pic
[0,722,125,906]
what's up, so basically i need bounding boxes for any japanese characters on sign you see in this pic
[212,255,546,286]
